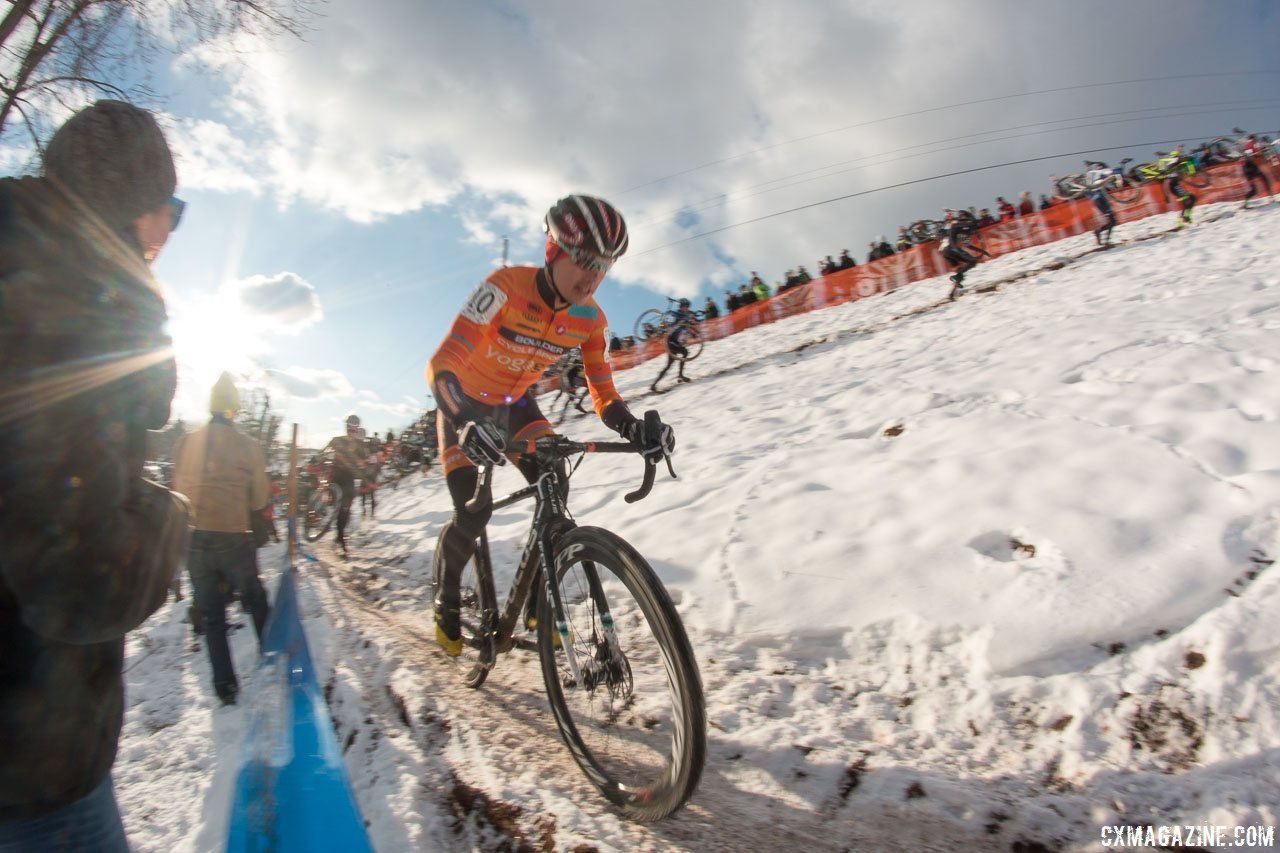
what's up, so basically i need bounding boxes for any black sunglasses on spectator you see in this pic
[168,196,186,231]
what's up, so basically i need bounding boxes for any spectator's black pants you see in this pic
[188,532,270,698]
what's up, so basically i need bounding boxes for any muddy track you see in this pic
[300,543,997,852]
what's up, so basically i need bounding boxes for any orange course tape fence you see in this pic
[534,159,1270,393]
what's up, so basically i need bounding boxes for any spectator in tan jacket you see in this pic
[172,373,271,705]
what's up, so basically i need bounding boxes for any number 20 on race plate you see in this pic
[462,281,506,325]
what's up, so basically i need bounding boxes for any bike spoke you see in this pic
[540,529,705,821]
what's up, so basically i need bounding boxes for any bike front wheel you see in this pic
[538,527,706,822]
[1054,175,1085,200]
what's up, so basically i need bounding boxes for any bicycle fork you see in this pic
[534,477,625,691]
[541,541,626,692]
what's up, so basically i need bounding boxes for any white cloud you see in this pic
[165,117,261,194]
[174,0,1280,288]
[264,366,354,400]
[232,272,324,332]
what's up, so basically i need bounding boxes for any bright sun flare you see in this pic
[168,293,267,422]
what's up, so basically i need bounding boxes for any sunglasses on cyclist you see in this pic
[168,196,186,232]
[554,238,615,274]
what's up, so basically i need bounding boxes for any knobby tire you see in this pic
[537,526,706,822]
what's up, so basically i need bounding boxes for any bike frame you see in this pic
[465,438,663,676]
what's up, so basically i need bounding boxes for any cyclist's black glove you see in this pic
[459,419,507,467]
[619,410,675,459]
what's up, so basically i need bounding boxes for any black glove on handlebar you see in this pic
[459,419,507,466]
[619,410,675,459]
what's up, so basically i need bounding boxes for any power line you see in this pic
[615,70,1280,197]
[626,134,1274,258]
[627,98,1280,230]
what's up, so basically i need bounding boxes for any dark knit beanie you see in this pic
[42,100,177,230]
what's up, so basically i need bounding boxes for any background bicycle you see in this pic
[633,295,706,343]
[1053,158,1142,204]
[1126,148,1211,189]
[301,456,341,542]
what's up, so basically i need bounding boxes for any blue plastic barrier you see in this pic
[225,520,373,852]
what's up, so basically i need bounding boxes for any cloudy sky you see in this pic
[14,0,1278,445]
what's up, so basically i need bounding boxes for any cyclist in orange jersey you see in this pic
[426,194,676,654]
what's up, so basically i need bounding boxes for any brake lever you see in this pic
[624,458,657,504]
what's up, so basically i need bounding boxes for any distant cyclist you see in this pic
[551,348,589,417]
[320,414,367,555]
[1159,149,1196,225]
[651,298,697,393]
[1083,162,1118,247]
[1240,135,1274,208]
[941,216,990,300]
[426,194,675,655]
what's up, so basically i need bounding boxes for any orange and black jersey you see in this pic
[428,266,630,429]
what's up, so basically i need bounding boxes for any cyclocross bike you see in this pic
[906,208,977,246]
[433,417,707,821]
[633,296,705,343]
[1053,158,1142,204]
[1126,148,1211,189]
[301,457,341,542]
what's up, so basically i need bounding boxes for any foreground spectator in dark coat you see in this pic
[702,296,720,320]
[0,100,191,852]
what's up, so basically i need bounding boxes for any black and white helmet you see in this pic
[544,194,629,268]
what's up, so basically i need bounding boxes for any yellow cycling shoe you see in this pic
[435,623,462,657]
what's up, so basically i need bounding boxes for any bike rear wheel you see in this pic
[633,308,665,343]
[435,533,497,688]
[1107,178,1143,205]
[304,484,340,542]
[538,527,706,822]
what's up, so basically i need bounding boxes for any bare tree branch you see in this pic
[0,0,40,54]
[0,0,320,146]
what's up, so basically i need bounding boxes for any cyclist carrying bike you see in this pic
[320,414,367,555]
[1241,135,1274,208]
[650,298,697,393]
[1084,162,1118,247]
[940,215,989,300]
[1157,149,1196,226]
[427,194,676,655]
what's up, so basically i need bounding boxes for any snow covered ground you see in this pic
[117,200,1280,852]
